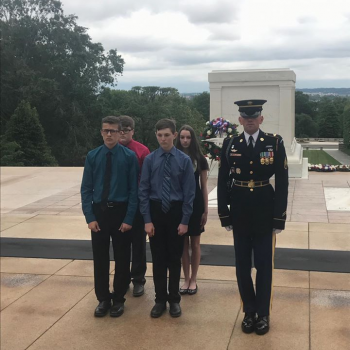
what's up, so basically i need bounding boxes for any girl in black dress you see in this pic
[175,125,209,295]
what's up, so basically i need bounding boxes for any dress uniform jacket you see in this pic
[217,130,288,235]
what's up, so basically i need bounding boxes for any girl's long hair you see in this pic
[175,125,207,172]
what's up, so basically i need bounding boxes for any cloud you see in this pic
[60,0,350,91]
[63,0,238,24]
[297,16,317,24]
[182,1,238,24]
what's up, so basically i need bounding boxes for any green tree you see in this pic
[3,101,57,166]
[318,115,340,138]
[343,105,350,149]
[0,138,24,166]
[97,87,206,151]
[190,92,210,121]
[295,91,317,118]
[295,113,318,138]
[1,0,124,165]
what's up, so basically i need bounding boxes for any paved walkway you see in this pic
[324,149,350,165]
[1,167,350,350]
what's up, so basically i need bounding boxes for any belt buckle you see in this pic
[107,202,113,208]
[248,180,255,188]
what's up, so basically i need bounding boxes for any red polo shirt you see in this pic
[124,139,150,171]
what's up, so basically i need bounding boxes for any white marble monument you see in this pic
[208,69,308,178]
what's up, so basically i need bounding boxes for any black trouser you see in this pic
[91,203,131,303]
[149,200,184,304]
[233,230,276,316]
[130,208,147,285]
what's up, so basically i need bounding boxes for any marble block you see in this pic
[208,69,308,178]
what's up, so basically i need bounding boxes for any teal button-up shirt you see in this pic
[81,143,139,225]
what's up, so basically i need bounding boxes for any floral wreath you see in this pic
[200,118,239,161]
[308,164,350,172]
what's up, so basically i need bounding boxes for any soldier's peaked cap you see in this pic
[234,99,267,118]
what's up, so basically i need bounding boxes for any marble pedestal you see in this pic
[208,69,308,178]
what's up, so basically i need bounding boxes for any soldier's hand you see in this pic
[88,221,101,232]
[145,223,155,237]
[119,223,132,232]
[178,224,188,236]
[273,229,282,234]
[225,225,233,231]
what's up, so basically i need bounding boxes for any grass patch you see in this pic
[303,150,341,165]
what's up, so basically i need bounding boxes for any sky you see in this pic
[61,0,350,93]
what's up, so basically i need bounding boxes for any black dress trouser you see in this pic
[233,230,276,316]
[149,200,184,304]
[130,208,147,285]
[91,203,131,303]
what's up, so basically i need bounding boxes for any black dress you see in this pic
[185,157,209,237]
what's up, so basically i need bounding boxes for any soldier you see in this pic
[217,99,288,335]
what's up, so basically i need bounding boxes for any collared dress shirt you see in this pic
[138,146,196,225]
[81,143,139,225]
[244,130,260,147]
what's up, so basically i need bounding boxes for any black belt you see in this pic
[94,201,126,208]
[233,180,270,188]
[150,199,183,207]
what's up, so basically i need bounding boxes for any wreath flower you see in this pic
[200,118,239,161]
[308,164,350,172]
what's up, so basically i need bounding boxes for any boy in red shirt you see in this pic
[118,115,150,297]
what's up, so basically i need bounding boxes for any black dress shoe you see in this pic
[169,303,182,317]
[133,283,145,297]
[110,301,124,317]
[255,316,269,335]
[150,303,166,318]
[241,313,256,333]
[94,301,111,317]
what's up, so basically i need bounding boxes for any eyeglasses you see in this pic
[120,128,133,135]
[101,129,120,135]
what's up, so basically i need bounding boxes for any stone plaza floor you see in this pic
[1,167,350,350]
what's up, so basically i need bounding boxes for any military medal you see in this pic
[236,168,241,174]
[270,157,274,164]
[265,157,270,165]
[260,157,265,165]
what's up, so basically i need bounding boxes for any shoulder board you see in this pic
[264,132,282,140]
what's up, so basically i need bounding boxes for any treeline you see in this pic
[295,92,350,146]
[1,1,349,167]
[297,88,350,96]
[0,0,207,166]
